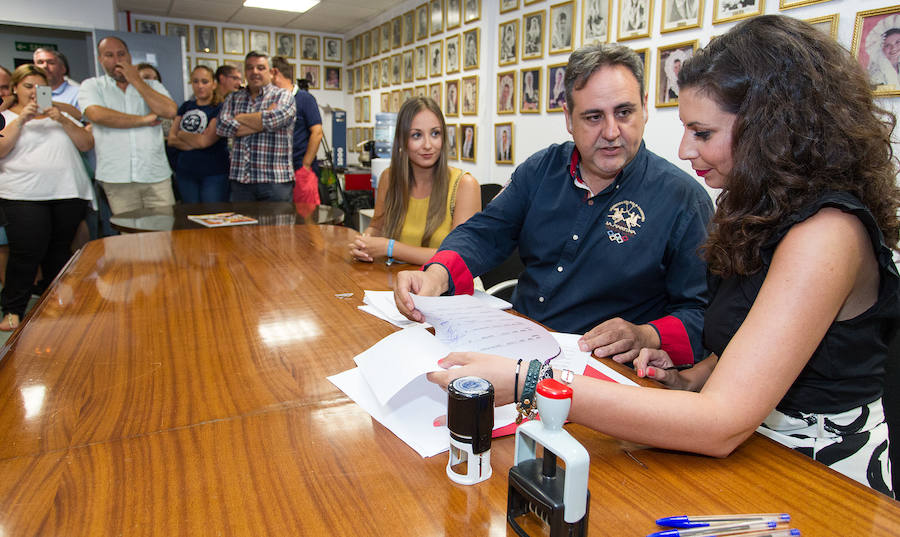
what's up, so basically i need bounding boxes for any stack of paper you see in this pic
[358,289,512,328]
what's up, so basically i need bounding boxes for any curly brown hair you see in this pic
[678,15,900,277]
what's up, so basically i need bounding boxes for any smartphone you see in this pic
[36,85,52,111]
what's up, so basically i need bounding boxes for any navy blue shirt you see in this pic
[438,141,713,364]
[292,89,322,171]
[176,100,229,175]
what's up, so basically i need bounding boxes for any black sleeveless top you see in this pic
[703,191,900,414]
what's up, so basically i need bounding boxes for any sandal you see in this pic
[0,313,20,332]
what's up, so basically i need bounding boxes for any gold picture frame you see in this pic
[446,34,461,74]
[520,67,541,113]
[301,64,320,89]
[135,20,160,35]
[196,25,218,54]
[547,62,567,112]
[223,28,244,55]
[275,32,296,58]
[497,70,517,115]
[430,40,444,77]
[495,122,514,165]
[460,123,477,161]
[461,75,479,115]
[522,10,545,60]
[656,40,699,107]
[499,19,519,66]
[447,123,459,160]
[464,0,481,24]
[804,14,839,40]
[661,0,703,34]
[301,35,321,61]
[463,28,480,70]
[325,66,342,90]
[166,23,189,49]
[582,0,611,44]
[445,78,460,116]
[249,30,271,55]
[851,5,900,97]
[713,0,764,25]
[779,0,830,10]
[549,1,575,54]
[618,0,653,41]
[430,0,444,36]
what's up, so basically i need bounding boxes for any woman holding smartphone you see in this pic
[0,64,94,331]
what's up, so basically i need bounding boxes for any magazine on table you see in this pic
[186,212,258,227]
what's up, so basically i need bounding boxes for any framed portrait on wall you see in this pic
[582,0,610,43]
[301,64,320,89]
[460,123,477,162]
[392,16,403,49]
[372,61,381,89]
[430,40,443,76]
[495,123,514,165]
[497,71,516,114]
[445,79,460,116]
[362,96,371,123]
[446,34,461,73]
[166,23,189,49]
[852,5,900,96]
[250,30,270,55]
[520,67,541,113]
[402,87,414,104]
[447,0,462,29]
[416,45,428,79]
[391,89,402,112]
[403,50,415,82]
[392,53,402,84]
[136,20,160,35]
[713,0,763,25]
[463,28,480,70]
[464,0,481,24]
[549,1,575,54]
[656,40,698,107]
[325,66,342,90]
[362,64,371,90]
[382,57,392,86]
[356,67,363,93]
[381,92,390,112]
[501,0,520,14]
[415,85,428,98]
[547,62,567,112]
[223,59,244,78]
[348,67,356,93]
[405,10,416,45]
[661,0,703,33]
[196,25,218,54]
[416,3,430,41]
[348,38,356,64]
[301,35,320,60]
[633,47,650,91]
[429,82,442,104]
[381,22,391,52]
[447,124,459,160]
[324,37,342,63]
[196,57,218,71]
[618,0,652,40]
[275,33,295,57]
[223,28,243,55]
[362,31,372,59]
[522,11,545,60]
[498,19,519,66]
[431,0,444,36]
[779,0,829,9]
[805,14,839,39]
[354,97,362,123]
[461,75,479,115]
[371,28,380,56]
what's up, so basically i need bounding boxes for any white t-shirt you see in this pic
[0,110,94,203]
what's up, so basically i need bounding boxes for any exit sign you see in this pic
[15,42,57,52]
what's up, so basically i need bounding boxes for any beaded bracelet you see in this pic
[516,359,541,424]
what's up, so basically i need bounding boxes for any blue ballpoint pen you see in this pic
[657,513,791,528]
[647,520,779,537]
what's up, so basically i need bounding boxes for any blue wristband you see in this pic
[386,239,395,265]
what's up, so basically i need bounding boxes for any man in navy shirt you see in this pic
[395,43,713,367]
[271,56,323,204]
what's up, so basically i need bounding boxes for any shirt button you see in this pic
[587,200,594,206]
[557,266,563,272]
[572,234,578,240]
[538,297,544,303]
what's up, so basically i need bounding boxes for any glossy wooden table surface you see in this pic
[109,202,345,233]
[1,225,898,537]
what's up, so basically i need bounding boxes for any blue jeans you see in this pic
[177,172,230,203]
[229,181,294,202]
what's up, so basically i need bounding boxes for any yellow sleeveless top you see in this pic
[397,167,464,248]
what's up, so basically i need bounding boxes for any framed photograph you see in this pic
[416,84,428,98]
[520,67,541,113]
[355,68,363,93]
[661,0,702,33]
[363,31,372,59]
[805,14,839,40]
[392,16,403,49]
[582,0,611,43]
[633,47,650,91]
[713,0,763,25]
[136,20,160,35]
[402,87,414,104]
[381,22,392,52]
[497,71,516,114]
[362,96,371,123]
[222,28,243,55]
[549,1,575,54]
[656,40,698,107]
[779,0,828,9]
[495,123,514,164]
[618,0,653,40]
[445,79,460,116]
[324,37,342,63]
[324,66,342,90]
[525,0,542,3]
[416,3,430,41]
[852,6,900,96]
[403,50,415,82]
[348,67,356,93]
[372,61,381,89]
[460,124,477,162]
[381,92,390,112]
[382,57,392,86]
[501,0,520,14]
[250,30,270,55]
[223,59,244,78]
[371,28,381,56]
[463,28,480,70]
[362,64,371,90]
[429,82,442,104]
[522,11,545,59]
[197,57,218,71]
[416,45,429,79]
[301,35,320,61]
[447,124,459,160]
[354,97,362,122]
[464,0,481,24]
[447,0,462,29]
[430,40,444,76]
[301,64,320,89]
[391,89,402,113]
[462,75,479,115]
[392,53,402,84]
[499,19,519,66]
[547,62,567,112]
[166,23,189,49]
[446,34,461,73]
[405,10,416,45]
[430,0,444,36]
[348,38,356,64]
[356,35,364,60]
[275,33,295,58]
[196,25,218,54]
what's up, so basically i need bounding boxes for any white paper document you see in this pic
[358,289,512,328]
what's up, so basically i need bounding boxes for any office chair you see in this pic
[477,183,523,302]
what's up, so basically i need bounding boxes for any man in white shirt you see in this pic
[33,48,80,111]
[79,36,176,215]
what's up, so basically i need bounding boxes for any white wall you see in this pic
[2,0,115,31]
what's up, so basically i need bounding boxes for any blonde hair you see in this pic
[9,64,48,106]
[382,97,451,246]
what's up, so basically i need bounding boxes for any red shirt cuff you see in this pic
[648,316,694,366]
[423,250,474,296]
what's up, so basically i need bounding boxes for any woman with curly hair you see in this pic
[424,15,899,495]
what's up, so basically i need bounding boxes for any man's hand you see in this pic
[140,113,161,127]
[116,61,141,85]
[578,317,660,364]
[393,265,450,322]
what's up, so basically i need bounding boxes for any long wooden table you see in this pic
[1,224,898,536]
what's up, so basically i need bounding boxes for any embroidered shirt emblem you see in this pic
[605,200,645,243]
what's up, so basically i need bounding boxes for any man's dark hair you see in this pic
[215,64,237,82]
[270,56,293,80]
[564,42,644,113]
[296,78,310,91]
[245,50,269,62]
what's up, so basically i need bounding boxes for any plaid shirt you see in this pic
[217,84,296,184]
